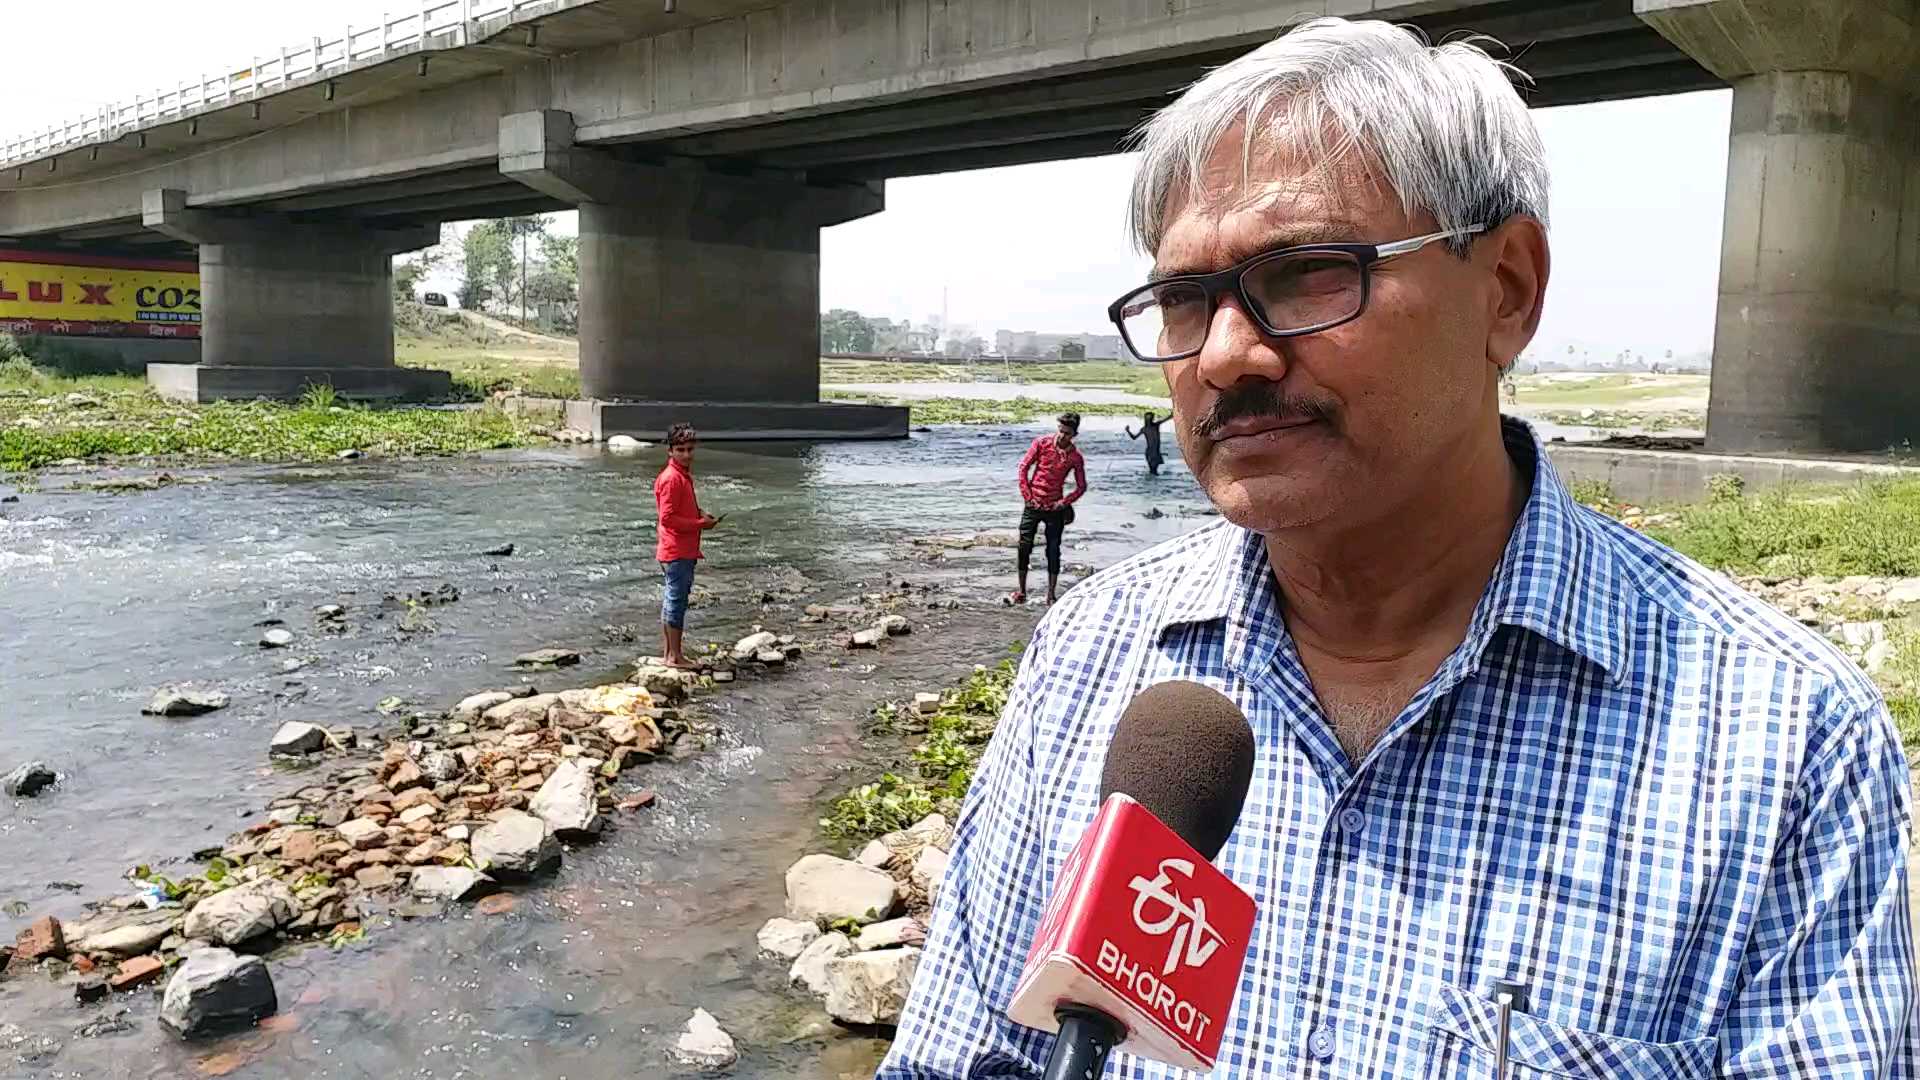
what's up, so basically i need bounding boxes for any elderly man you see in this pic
[883,17,1913,1080]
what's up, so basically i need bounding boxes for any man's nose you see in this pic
[1193,295,1289,391]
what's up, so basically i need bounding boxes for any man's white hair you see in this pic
[1127,17,1549,256]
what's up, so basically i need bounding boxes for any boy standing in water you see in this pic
[654,423,718,669]
[1013,412,1088,605]
[1126,410,1167,474]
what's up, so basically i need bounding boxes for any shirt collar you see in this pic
[1156,418,1629,682]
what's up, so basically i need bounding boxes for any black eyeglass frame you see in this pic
[1106,224,1486,363]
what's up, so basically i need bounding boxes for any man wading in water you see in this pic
[1012,412,1088,606]
[654,423,718,669]
[1126,410,1168,474]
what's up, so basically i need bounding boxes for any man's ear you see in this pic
[1484,215,1550,370]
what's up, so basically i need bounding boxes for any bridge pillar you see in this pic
[499,110,906,440]
[139,189,451,402]
[1639,0,1920,454]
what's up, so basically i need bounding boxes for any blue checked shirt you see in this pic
[882,422,1915,1079]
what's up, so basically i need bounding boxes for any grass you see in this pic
[2,353,536,472]
[1631,480,1920,578]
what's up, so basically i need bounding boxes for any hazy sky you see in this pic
[4,2,1730,359]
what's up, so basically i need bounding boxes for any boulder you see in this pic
[65,909,177,957]
[410,867,496,903]
[913,693,941,716]
[182,881,298,946]
[451,691,513,723]
[336,818,385,850]
[912,846,950,909]
[259,628,294,649]
[514,648,580,669]
[3,761,57,798]
[756,917,822,962]
[472,811,562,877]
[606,435,647,453]
[785,854,900,925]
[732,631,778,661]
[878,615,911,636]
[824,948,922,1026]
[788,931,854,996]
[419,750,463,783]
[268,722,328,756]
[481,693,560,728]
[848,628,886,649]
[754,649,786,665]
[852,917,926,952]
[143,688,229,716]
[671,1007,737,1070]
[159,948,277,1038]
[855,839,892,869]
[529,761,601,840]
[905,814,954,852]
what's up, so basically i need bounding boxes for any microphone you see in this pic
[1008,681,1257,1077]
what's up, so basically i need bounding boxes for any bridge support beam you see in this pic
[499,110,906,440]
[139,188,450,402]
[1640,0,1920,454]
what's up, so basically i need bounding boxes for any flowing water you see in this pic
[0,421,1218,1079]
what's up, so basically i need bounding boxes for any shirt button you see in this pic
[1308,1022,1335,1061]
[1338,807,1366,839]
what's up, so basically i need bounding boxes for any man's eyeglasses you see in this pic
[1107,224,1485,363]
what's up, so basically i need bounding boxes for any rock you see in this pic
[732,631,778,660]
[451,690,513,722]
[755,649,786,665]
[387,759,426,792]
[905,814,954,852]
[355,865,397,890]
[65,909,176,957]
[480,543,515,557]
[1837,620,1886,649]
[878,615,911,636]
[853,917,927,952]
[3,761,57,798]
[410,867,495,903]
[336,448,363,461]
[785,854,899,925]
[515,647,582,669]
[282,830,325,864]
[391,788,441,814]
[472,811,561,877]
[757,917,822,962]
[336,818,385,850]
[913,693,941,716]
[109,955,166,992]
[143,688,230,716]
[711,669,736,683]
[74,1009,135,1039]
[825,949,922,1027]
[856,839,892,868]
[268,722,328,756]
[1865,637,1893,674]
[259,628,294,649]
[397,804,437,825]
[444,823,472,841]
[789,931,855,996]
[617,791,657,812]
[74,974,110,1003]
[182,881,298,946]
[14,915,65,963]
[159,947,277,1038]
[481,692,560,728]
[315,603,346,619]
[419,750,463,783]
[530,761,601,839]
[1886,579,1920,607]
[912,846,950,907]
[606,435,647,453]
[848,628,886,649]
[671,1007,737,1070]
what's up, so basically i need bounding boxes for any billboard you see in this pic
[0,249,200,339]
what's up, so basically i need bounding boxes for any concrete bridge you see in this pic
[0,0,1912,450]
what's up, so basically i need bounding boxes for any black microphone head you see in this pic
[1098,680,1255,860]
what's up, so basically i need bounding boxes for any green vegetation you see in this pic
[1539,408,1706,432]
[1616,480,1920,578]
[825,391,1163,425]
[2,344,536,472]
[821,652,1020,847]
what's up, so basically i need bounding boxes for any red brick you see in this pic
[109,955,165,991]
[13,916,65,963]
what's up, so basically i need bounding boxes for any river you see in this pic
[0,422,1218,1079]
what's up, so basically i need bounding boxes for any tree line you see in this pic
[393,216,580,333]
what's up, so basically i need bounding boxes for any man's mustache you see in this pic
[1190,382,1338,440]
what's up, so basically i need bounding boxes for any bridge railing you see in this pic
[0,0,544,170]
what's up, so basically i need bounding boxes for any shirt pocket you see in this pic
[1420,984,1715,1080]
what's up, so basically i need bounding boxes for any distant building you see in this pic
[994,330,1121,360]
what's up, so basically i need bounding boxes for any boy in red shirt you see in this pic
[653,423,718,669]
[1013,411,1088,605]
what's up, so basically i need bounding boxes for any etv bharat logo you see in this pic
[1128,858,1225,976]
